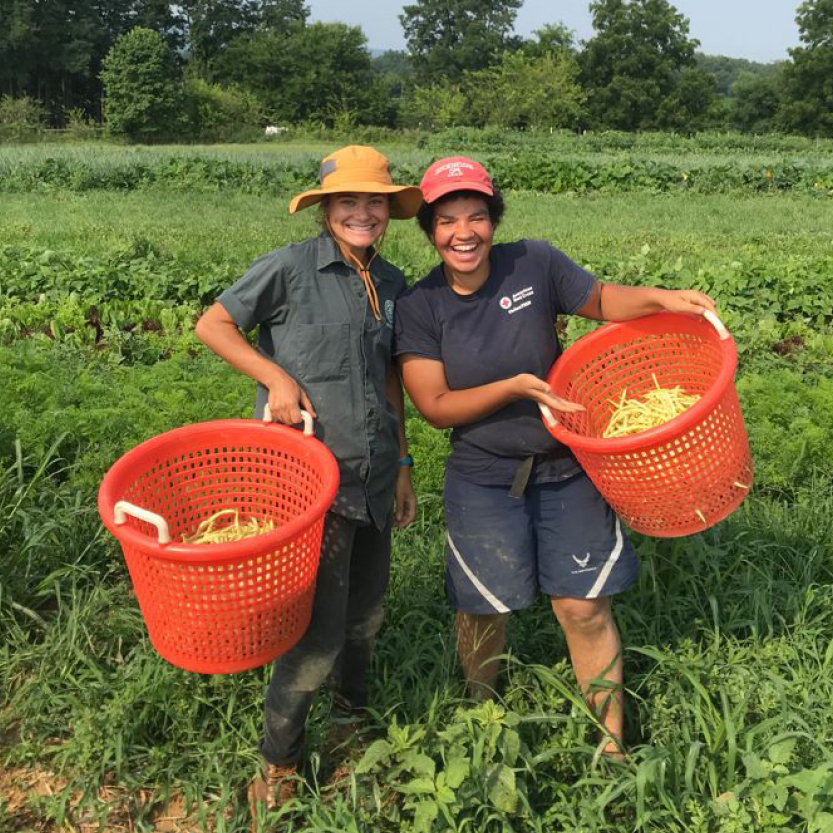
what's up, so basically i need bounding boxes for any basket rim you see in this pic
[546,312,738,453]
[97,418,339,562]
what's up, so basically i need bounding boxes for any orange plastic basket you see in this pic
[98,415,339,674]
[543,312,753,538]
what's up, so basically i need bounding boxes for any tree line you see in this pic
[0,0,831,141]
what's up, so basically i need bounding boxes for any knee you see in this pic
[279,625,346,689]
[346,603,385,644]
[291,642,344,691]
[551,597,613,637]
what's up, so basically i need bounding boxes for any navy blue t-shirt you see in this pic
[394,239,596,486]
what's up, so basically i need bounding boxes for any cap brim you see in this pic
[423,181,494,204]
[290,182,423,219]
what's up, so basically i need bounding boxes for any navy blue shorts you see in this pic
[444,468,639,614]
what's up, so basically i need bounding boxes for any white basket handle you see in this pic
[703,310,730,341]
[539,403,558,429]
[114,500,171,544]
[262,405,314,436]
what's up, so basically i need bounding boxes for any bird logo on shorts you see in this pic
[571,552,591,568]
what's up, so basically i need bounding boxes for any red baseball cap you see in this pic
[419,156,494,204]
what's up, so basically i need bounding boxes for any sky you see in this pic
[306,0,802,64]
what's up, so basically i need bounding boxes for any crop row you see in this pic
[0,244,238,306]
[0,292,236,366]
[4,244,833,331]
[3,281,833,402]
[2,153,832,196]
[7,297,832,387]
[485,155,833,196]
[589,246,833,330]
[420,127,833,156]
[0,154,318,195]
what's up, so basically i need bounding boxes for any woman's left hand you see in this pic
[659,289,717,316]
[394,468,417,529]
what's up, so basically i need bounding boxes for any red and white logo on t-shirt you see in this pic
[499,287,534,315]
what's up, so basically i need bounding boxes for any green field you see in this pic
[1,138,832,833]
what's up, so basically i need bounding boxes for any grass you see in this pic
[3,190,833,269]
[5,135,833,169]
[2,422,830,831]
[1,140,833,832]
[0,140,431,168]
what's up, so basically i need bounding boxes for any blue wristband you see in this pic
[398,454,414,468]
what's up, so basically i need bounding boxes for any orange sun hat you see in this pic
[289,145,423,219]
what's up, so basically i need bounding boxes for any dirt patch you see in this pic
[0,767,225,833]
[0,767,64,833]
[771,334,804,356]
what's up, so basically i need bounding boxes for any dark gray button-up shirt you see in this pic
[218,231,405,529]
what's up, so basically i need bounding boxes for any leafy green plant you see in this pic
[3,142,833,197]
[713,742,833,832]
[355,701,532,831]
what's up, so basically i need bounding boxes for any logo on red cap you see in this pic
[420,156,494,204]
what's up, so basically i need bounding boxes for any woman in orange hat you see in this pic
[395,156,716,756]
[195,145,421,817]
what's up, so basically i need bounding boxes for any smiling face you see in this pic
[431,194,495,287]
[324,192,390,260]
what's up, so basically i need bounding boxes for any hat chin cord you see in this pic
[324,217,384,322]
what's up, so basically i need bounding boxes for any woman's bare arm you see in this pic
[399,355,582,430]
[576,283,717,321]
[385,365,416,528]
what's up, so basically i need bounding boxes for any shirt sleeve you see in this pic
[393,285,442,361]
[217,250,287,333]
[545,243,597,316]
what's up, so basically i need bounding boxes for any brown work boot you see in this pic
[324,715,363,757]
[324,690,369,757]
[320,714,364,786]
[248,761,297,830]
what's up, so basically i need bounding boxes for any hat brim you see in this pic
[290,182,424,219]
[423,180,494,205]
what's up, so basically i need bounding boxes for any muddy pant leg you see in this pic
[333,519,392,712]
[260,513,358,766]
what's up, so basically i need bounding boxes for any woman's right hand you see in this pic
[513,373,585,414]
[264,370,317,425]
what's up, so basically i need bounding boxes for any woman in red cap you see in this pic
[394,156,716,754]
[195,145,421,818]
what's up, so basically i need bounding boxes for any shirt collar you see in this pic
[316,231,345,270]
[316,231,393,282]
